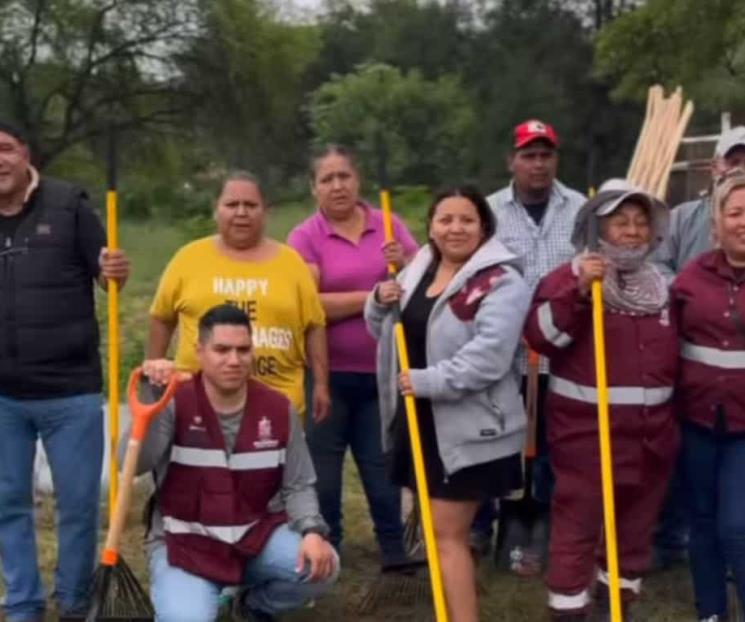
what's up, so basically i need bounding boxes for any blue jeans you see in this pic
[682,421,745,618]
[149,524,339,621]
[0,393,103,622]
[305,371,406,565]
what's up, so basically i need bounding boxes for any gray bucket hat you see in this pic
[571,179,669,252]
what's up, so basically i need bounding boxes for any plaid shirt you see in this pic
[487,179,586,373]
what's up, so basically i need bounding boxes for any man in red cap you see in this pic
[475,119,585,574]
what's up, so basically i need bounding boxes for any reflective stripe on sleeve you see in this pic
[538,302,573,348]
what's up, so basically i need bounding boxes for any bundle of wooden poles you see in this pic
[626,84,694,197]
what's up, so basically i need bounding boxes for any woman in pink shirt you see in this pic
[287,145,419,569]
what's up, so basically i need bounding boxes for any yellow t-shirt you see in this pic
[150,236,324,415]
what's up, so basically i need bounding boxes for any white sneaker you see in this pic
[699,616,721,622]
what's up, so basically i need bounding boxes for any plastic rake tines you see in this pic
[85,557,154,622]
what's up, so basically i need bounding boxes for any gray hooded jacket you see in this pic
[364,235,530,475]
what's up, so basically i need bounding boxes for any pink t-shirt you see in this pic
[288,204,419,373]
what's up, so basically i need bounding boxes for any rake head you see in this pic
[81,557,154,622]
[358,564,432,618]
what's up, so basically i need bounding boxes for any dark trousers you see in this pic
[682,421,745,619]
[305,371,406,565]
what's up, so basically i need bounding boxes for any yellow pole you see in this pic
[380,189,449,622]
[106,189,119,521]
[590,211,622,621]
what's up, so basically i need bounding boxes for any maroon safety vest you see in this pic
[159,374,289,583]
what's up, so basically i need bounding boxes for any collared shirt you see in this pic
[288,203,419,373]
[487,180,586,373]
[653,196,713,281]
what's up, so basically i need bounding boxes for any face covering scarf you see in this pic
[597,240,668,314]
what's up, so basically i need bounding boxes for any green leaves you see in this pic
[309,62,475,188]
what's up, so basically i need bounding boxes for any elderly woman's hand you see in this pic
[577,252,608,295]
[381,240,407,269]
[374,279,403,306]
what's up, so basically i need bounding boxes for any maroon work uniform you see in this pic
[159,374,289,584]
[524,263,679,613]
[672,250,745,430]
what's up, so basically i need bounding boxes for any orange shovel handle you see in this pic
[127,367,180,441]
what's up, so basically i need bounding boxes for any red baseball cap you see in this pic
[513,119,559,149]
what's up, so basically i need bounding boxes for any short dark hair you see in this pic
[309,144,359,181]
[198,304,251,343]
[0,121,27,145]
[426,186,497,258]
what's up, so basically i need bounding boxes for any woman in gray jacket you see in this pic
[365,186,530,622]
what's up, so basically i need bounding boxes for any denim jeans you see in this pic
[149,524,338,621]
[0,392,103,622]
[682,421,745,618]
[305,371,406,565]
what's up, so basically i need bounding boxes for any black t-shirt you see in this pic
[524,200,549,226]
[0,210,26,248]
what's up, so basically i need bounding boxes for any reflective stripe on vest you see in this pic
[681,340,745,370]
[170,445,287,470]
[549,376,672,406]
[163,516,259,544]
[538,302,572,348]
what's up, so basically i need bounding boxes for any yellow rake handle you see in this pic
[591,280,622,622]
[106,189,119,522]
[380,190,449,622]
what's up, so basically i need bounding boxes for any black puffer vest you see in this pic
[0,178,103,398]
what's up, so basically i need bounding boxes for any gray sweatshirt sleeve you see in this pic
[364,285,391,339]
[408,267,531,400]
[280,406,329,536]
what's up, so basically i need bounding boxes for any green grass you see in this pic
[6,212,703,620]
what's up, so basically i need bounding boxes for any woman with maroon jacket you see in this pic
[524,180,678,622]
[671,170,745,622]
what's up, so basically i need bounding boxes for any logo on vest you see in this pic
[36,223,51,235]
[254,416,278,449]
[189,415,207,432]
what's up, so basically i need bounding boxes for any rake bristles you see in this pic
[83,557,154,622]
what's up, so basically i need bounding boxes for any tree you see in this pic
[595,0,745,112]
[463,0,641,191]
[309,62,476,188]
[178,0,321,186]
[0,0,199,167]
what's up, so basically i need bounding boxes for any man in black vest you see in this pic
[137,304,337,622]
[0,121,129,622]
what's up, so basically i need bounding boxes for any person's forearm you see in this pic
[320,291,369,322]
[305,325,328,388]
[147,316,176,359]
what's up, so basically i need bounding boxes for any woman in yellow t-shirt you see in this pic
[145,171,329,420]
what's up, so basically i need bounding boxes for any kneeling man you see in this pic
[129,303,338,622]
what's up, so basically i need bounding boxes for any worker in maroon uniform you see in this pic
[129,304,338,622]
[671,170,745,622]
[524,180,678,621]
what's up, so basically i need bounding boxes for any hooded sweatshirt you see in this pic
[364,235,530,475]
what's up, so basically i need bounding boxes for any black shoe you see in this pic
[232,590,278,622]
